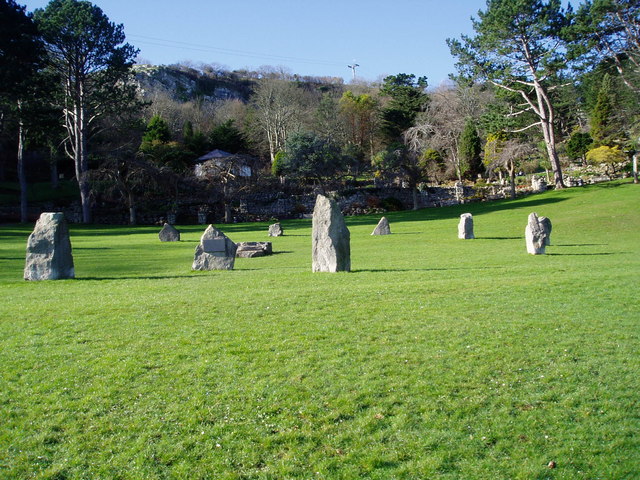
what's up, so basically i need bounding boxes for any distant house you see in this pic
[194,149,253,178]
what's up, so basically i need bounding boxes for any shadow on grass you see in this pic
[353,266,505,273]
[555,243,608,247]
[80,273,224,280]
[547,252,616,256]
[476,236,522,240]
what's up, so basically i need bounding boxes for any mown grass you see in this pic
[0,181,638,479]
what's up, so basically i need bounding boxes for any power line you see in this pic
[128,34,346,68]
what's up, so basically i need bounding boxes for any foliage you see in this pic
[447,0,572,189]
[566,131,593,163]
[142,114,171,144]
[339,90,379,158]
[379,73,428,143]
[572,0,640,94]
[589,74,620,146]
[0,183,639,479]
[34,0,140,223]
[278,131,344,183]
[209,119,246,153]
[458,118,483,179]
[586,144,627,165]
[0,0,44,100]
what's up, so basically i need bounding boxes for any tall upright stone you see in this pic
[525,212,548,255]
[539,216,552,246]
[371,216,391,235]
[159,223,180,242]
[268,223,283,237]
[192,225,237,270]
[312,195,350,272]
[24,212,75,280]
[458,213,475,239]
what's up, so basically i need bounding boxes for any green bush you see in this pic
[381,196,404,211]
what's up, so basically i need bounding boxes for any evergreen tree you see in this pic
[590,74,619,146]
[458,119,483,179]
[35,0,140,223]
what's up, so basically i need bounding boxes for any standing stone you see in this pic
[192,225,237,270]
[525,212,548,255]
[539,216,552,246]
[268,223,283,237]
[312,194,350,272]
[458,213,475,239]
[531,177,547,193]
[236,241,272,258]
[24,212,75,280]
[159,223,180,242]
[371,217,391,235]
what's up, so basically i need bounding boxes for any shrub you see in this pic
[381,197,404,211]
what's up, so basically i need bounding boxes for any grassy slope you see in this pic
[0,181,638,479]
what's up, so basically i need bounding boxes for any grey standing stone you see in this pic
[236,241,272,258]
[24,212,75,280]
[312,194,350,272]
[371,216,391,235]
[525,212,547,255]
[539,216,552,246]
[192,225,237,270]
[268,223,283,237]
[531,177,547,193]
[159,223,180,242]
[458,213,475,239]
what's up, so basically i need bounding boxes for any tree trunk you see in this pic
[412,187,419,210]
[50,158,59,189]
[17,102,28,223]
[128,191,137,225]
[508,166,516,200]
[633,153,638,184]
[224,203,232,223]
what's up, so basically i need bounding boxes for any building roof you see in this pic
[196,149,233,162]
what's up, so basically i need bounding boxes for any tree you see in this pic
[566,131,593,164]
[586,144,627,175]
[276,131,344,188]
[573,0,640,95]
[0,0,48,222]
[379,73,428,143]
[251,77,303,164]
[35,0,139,223]
[458,118,484,179]
[142,114,171,144]
[372,143,428,210]
[339,90,379,162]
[590,74,621,145]
[448,0,571,189]
[484,137,535,198]
[209,119,246,153]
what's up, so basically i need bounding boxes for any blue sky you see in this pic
[21,0,489,85]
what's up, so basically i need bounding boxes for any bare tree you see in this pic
[251,78,304,164]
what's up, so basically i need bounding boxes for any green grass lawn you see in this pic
[1,181,639,479]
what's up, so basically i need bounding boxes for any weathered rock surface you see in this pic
[312,195,350,272]
[192,225,237,270]
[236,241,273,258]
[159,223,180,242]
[539,216,552,246]
[371,217,391,235]
[525,212,547,254]
[458,213,475,239]
[532,177,547,193]
[268,223,283,237]
[24,212,75,280]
